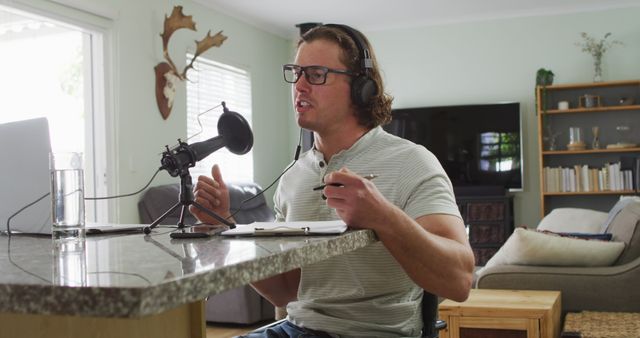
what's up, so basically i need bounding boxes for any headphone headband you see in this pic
[323,24,373,73]
[311,23,378,107]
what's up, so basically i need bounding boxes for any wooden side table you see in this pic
[439,289,561,338]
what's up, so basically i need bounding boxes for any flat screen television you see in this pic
[384,102,522,192]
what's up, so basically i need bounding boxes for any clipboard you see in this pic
[220,220,347,236]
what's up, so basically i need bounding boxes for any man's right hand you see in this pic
[190,164,232,224]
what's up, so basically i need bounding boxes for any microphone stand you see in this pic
[143,167,235,234]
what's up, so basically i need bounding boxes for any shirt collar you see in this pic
[315,126,381,163]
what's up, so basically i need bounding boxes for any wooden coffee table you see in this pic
[439,289,561,338]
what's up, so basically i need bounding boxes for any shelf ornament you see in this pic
[575,32,623,83]
[155,6,227,120]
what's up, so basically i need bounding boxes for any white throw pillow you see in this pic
[602,197,640,235]
[537,208,608,233]
[482,228,625,270]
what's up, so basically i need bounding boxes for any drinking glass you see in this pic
[50,152,85,239]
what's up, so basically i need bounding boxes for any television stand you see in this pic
[455,193,514,266]
[454,185,506,197]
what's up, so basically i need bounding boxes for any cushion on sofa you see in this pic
[536,208,609,233]
[602,196,640,233]
[604,197,640,264]
[481,228,625,271]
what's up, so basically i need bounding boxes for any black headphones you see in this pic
[323,24,378,107]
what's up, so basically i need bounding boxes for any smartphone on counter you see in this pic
[169,224,229,239]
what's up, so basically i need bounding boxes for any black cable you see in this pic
[85,167,162,200]
[5,193,50,236]
[5,167,163,236]
[226,129,304,221]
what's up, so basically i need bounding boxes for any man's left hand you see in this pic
[322,167,395,230]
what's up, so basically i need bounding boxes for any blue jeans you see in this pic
[238,320,335,338]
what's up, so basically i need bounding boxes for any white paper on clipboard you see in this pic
[220,220,347,236]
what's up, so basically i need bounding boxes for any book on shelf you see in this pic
[620,155,640,192]
[637,158,640,192]
[543,162,636,193]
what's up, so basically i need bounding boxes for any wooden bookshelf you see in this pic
[543,190,637,197]
[545,104,640,114]
[542,147,640,155]
[536,80,640,217]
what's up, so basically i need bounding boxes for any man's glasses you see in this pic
[283,64,354,85]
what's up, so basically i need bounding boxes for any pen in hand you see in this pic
[312,174,378,191]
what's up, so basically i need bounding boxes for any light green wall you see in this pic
[104,1,293,222]
[36,0,294,222]
[367,8,640,227]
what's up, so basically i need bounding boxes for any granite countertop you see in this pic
[0,228,377,318]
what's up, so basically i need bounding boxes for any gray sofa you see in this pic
[476,201,640,313]
[138,182,275,324]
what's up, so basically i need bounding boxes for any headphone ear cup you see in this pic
[351,75,377,106]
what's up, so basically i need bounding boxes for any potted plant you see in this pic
[536,68,556,150]
[535,68,554,114]
[575,32,623,82]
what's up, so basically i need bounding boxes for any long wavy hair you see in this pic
[299,25,394,128]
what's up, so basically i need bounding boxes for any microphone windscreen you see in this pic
[218,110,253,155]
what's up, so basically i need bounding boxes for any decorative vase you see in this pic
[591,126,600,149]
[545,126,560,151]
[592,55,603,82]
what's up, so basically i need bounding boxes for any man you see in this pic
[191,24,474,337]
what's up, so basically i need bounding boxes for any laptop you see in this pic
[0,117,143,235]
[0,117,52,234]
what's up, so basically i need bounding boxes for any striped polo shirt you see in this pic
[274,126,461,337]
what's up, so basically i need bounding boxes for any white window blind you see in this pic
[186,55,253,183]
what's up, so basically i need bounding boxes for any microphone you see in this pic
[161,102,253,177]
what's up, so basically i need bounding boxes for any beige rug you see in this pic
[563,311,640,338]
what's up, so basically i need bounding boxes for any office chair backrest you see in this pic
[422,291,446,338]
[227,183,275,224]
[138,182,273,225]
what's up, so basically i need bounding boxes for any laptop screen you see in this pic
[0,118,52,234]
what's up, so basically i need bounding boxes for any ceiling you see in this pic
[196,0,640,39]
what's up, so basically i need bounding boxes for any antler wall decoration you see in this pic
[154,6,227,120]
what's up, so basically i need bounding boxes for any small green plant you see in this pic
[535,68,555,149]
[535,68,554,115]
[536,68,555,86]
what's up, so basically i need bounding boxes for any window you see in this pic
[479,132,520,172]
[186,56,253,183]
[0,5,108,222]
